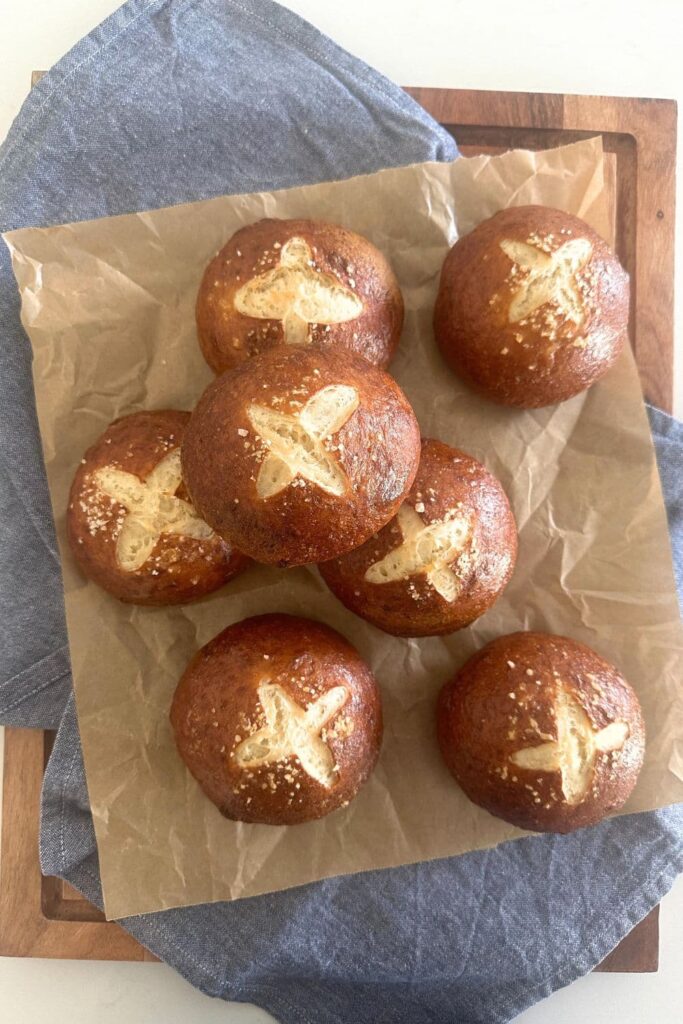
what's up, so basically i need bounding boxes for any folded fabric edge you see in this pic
[0,0,156,176]
[39,833,683,1020]
[39,708,683,1018]
[489,844,683,1023]
[0,0,458,186]
[647,403,683,608]
[0,645,72,728]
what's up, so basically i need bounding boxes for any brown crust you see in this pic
[319,438,517,636]
[436,632,645,833]
[434,206,629,408]
[196,218,404,373]
[181,347,421,566]
[170,614,383,825]
[66,410,249,605]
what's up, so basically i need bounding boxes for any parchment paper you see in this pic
[5,137,683,920]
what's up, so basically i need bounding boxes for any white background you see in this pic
[0,2,681,1022]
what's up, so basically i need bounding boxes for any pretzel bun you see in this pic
[434,206,629,407]
[437,632,645,833]
[196,218,404,373]
[319,438,517,636]
[181,347,421,566]
[170,614,383,825]
[66,410,248,604]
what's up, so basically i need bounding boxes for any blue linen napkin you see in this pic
[0,1,680,1021]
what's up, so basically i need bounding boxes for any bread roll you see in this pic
[171,614,383,825]
[319,438,517,636]
[196,218,404,373]
[434,206,629,407]
[181,346,421,566]
[66,410,248,604]
[437,632,645,833]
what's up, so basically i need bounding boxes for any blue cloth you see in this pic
[652,407,683,603]
[0,1,680,1021]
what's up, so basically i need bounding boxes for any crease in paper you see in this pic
[4,136,683,920]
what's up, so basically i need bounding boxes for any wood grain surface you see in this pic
[0,84,675,972]
[0,729,157,961]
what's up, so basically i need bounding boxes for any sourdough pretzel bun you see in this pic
[196,218,404,373]
[181,347,421,566]
[319,438,517,636]
[66,410,248,605]
[437,632,645,833]
[171,614,383,825]
[434,206,629,407]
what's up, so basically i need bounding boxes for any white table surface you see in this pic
[0,2,681,1021]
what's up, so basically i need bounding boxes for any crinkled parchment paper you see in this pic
[5,136,683,919]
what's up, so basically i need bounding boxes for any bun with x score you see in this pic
[196,218,404,373]
[171,614,383,825]
[181,346,421,566]
[319,438,517,636]
[66,410,249,604]
[434,205,629,407]
[437,632,645,833]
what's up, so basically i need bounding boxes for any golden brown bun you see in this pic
[66,410,249,605]
[181,347,421,567]
[196,218,404,373]
[437,632,645,833]
[170,614,383,825]
[319,438,517,636]
[434,206,629,408]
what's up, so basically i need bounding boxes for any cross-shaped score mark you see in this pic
[93,449,213,572]
[247,384,359,498]
[499,236,593,326]
[233,682,349,788]
[510,687,629,805]
[365,504,472,602]
[234,236,363,345]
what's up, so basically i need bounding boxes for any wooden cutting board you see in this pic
[0,85,676,971]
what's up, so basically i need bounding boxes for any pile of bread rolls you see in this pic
[67,208,644,833]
